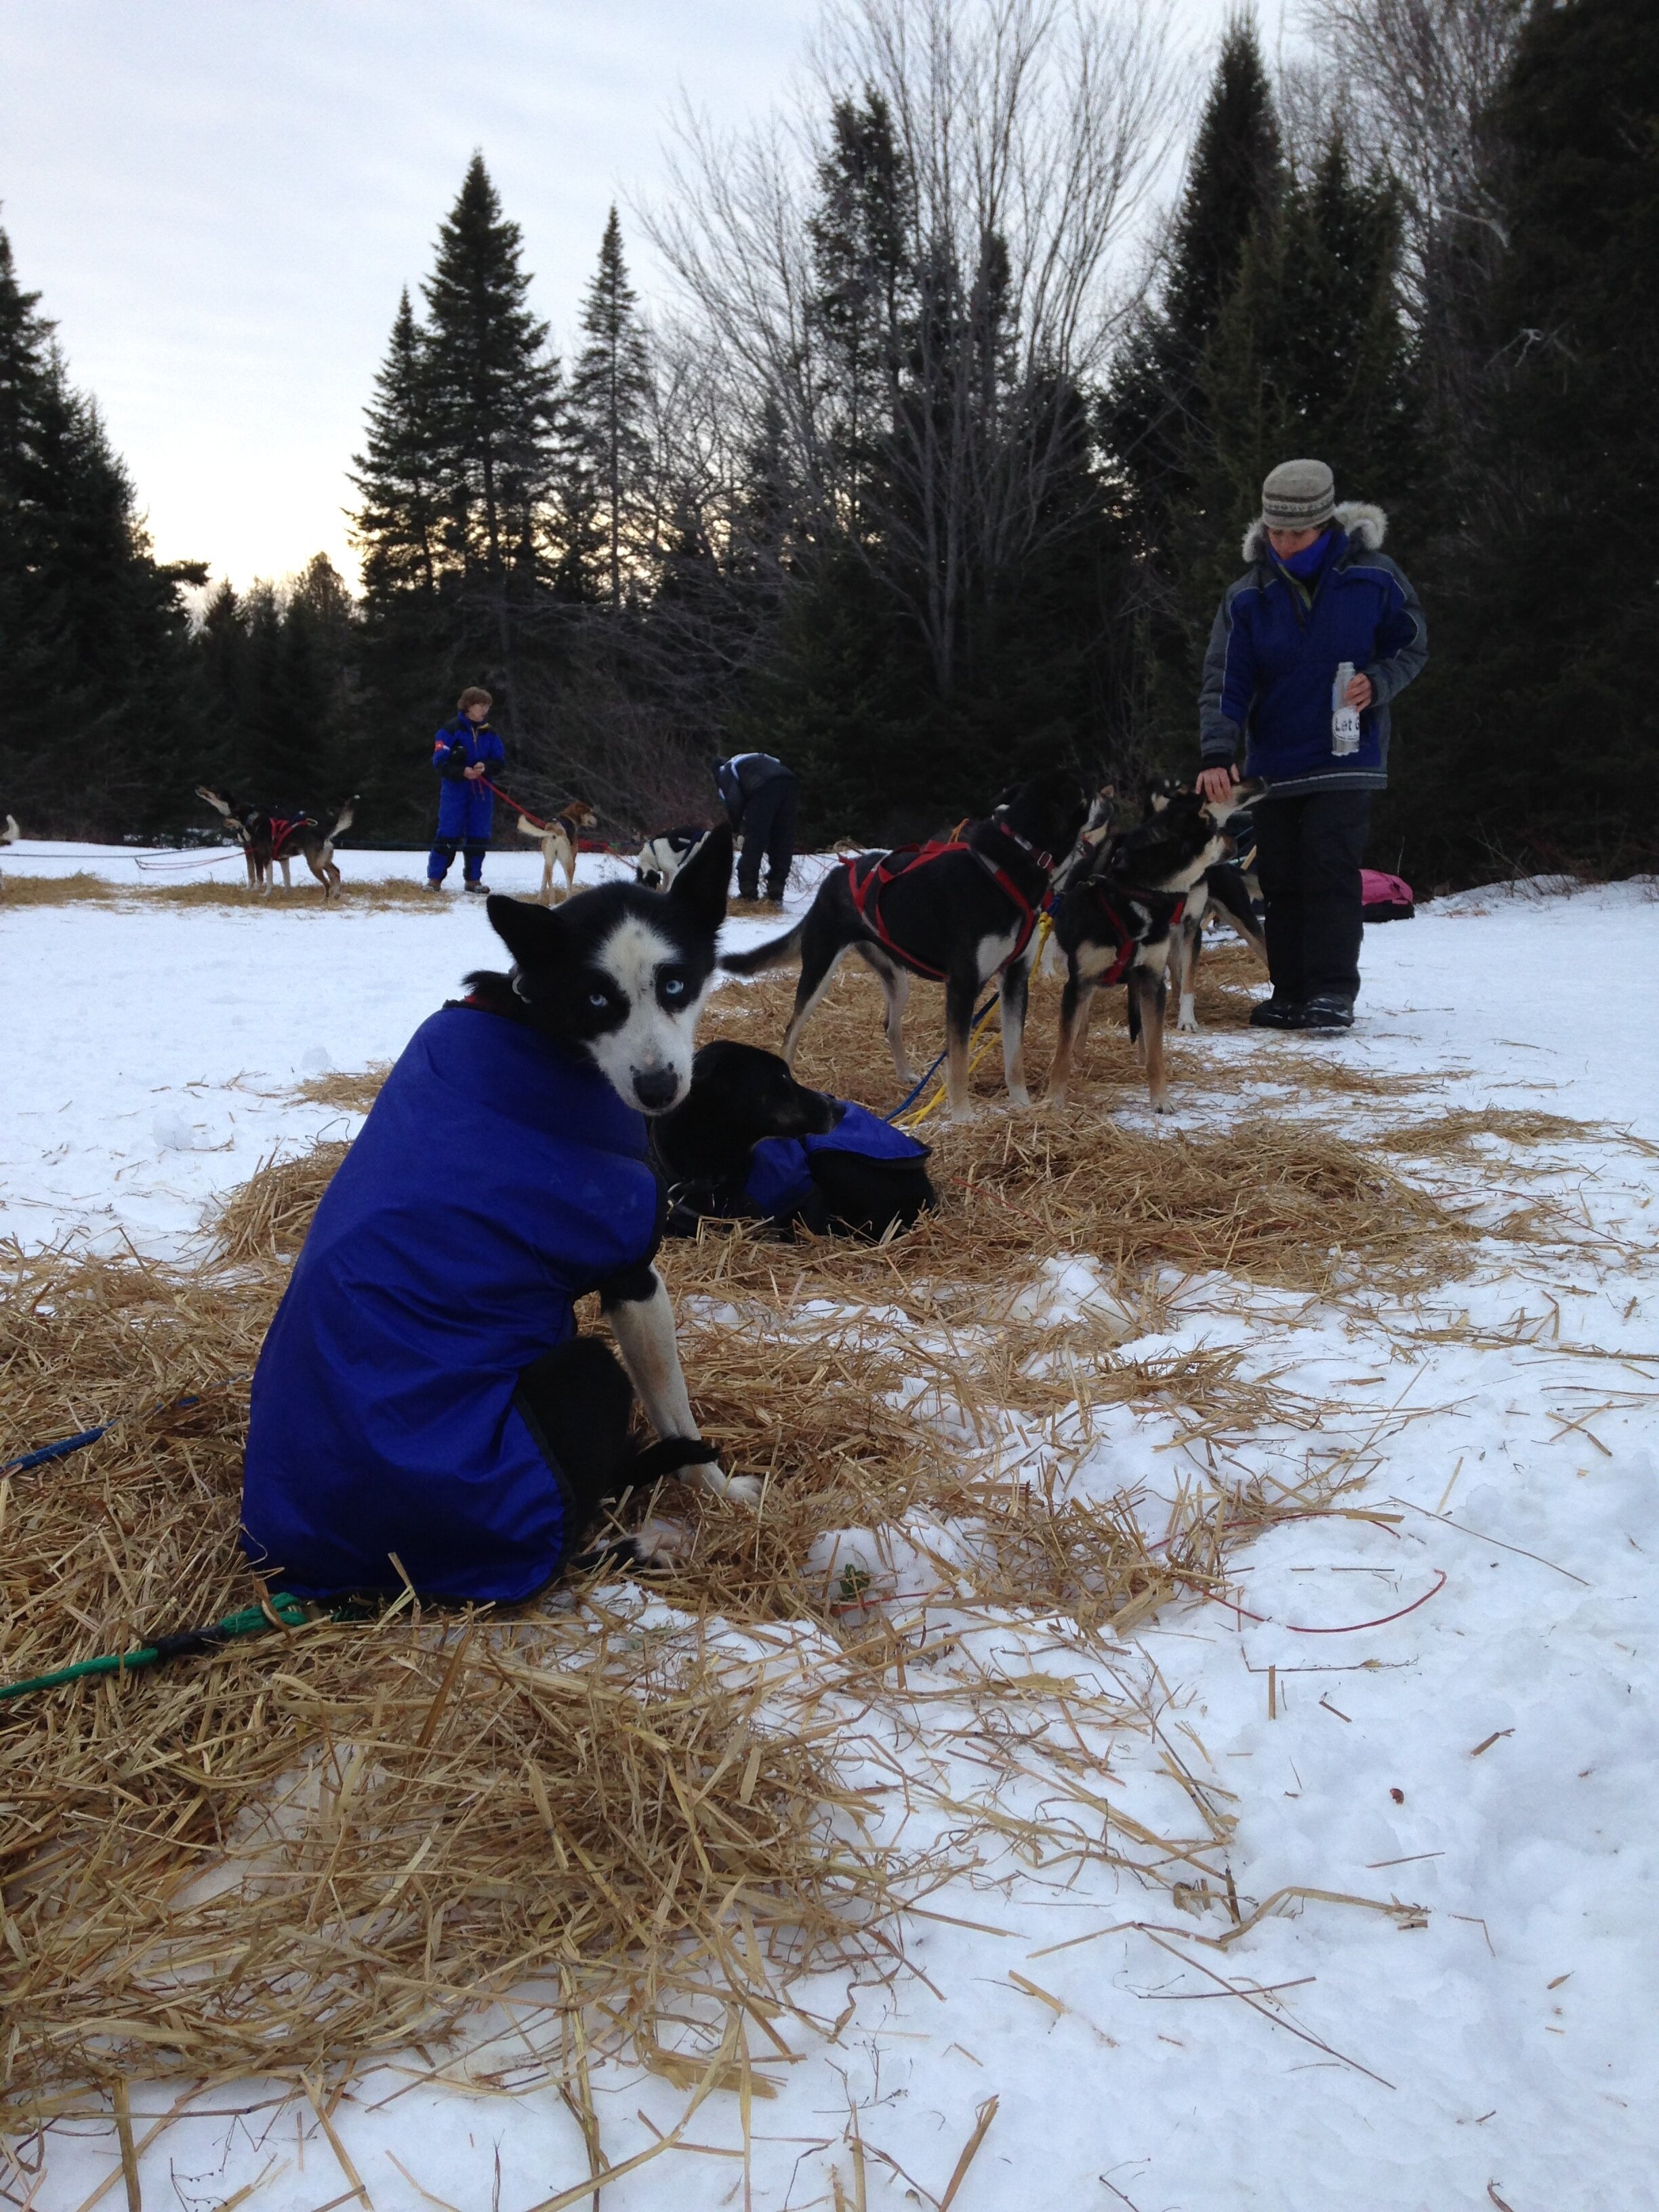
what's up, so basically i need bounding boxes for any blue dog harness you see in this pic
[241,1008,661,1603]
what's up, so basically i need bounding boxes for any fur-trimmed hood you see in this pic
[1242,501,1387,563]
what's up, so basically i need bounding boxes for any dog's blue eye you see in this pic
[588,990,609,1010]
[662,976,685,998]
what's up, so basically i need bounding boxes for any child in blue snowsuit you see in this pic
[427,686,506,892]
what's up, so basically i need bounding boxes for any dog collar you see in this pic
[988,815,1054,874]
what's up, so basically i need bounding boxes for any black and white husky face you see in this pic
[487,825,733,1115]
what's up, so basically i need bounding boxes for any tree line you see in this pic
[1,0,1652,883]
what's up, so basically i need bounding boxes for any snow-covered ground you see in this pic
[4,852,1658,2211]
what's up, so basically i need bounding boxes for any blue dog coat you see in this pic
[743,1100,928,1224]
[241,1008,661,1603]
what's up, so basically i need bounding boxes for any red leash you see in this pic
[475,778,621,857]
[477,776,549,830]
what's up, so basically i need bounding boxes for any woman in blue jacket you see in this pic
[1196,459,1427,1030]
[426,687,506,893]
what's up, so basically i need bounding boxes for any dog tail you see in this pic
[1204,861,1267,962]
[517,816,546,842]
[321,795,358,860]
[720,918,806,975]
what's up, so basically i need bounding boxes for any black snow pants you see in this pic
[1252,789,1372,1004]
[736,773,799,901]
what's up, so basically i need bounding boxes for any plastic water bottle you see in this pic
[1331,661,1361,756]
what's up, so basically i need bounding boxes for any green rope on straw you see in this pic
[0,1593,309,1704]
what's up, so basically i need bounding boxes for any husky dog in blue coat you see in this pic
[241,825,754,1605]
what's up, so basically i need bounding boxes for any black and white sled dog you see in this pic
[1144,777,1267,1029]
[635,825,710,893]
[475,823,761,1547]
[1048,784,1259,1114]
[722,773,1088,1122]
[196,786,359,899]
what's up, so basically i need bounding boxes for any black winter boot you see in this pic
[1300,994,1355,1031]
[1248,995,1307,1030]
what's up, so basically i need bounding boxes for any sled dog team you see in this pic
[241,773,1265,1607]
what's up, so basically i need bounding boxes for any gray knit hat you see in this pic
[1260,458,1336,531]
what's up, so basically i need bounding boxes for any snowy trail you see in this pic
[3,863,1658,2211]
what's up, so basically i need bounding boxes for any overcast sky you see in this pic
[1,0,1242,592]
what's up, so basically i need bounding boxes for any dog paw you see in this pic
[631,1517,691,1565]
[1006,1086,1032,1110]
[720,1473,765,1509]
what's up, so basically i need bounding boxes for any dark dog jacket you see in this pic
[241,1008,661,1603]
[745,1101,932,1231]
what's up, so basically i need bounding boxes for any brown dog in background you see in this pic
[518,800,597,905]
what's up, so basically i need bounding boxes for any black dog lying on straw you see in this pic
[653,1040,934,1240]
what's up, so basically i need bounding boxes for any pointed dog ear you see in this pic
[487,893,564,970]
[669,822,733,930]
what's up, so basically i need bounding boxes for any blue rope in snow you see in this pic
[1,1382,248,1479]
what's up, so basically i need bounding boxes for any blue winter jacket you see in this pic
[743,1100,928,1223]
[433,713,506,781]
[1199,504,1427,798]
[241,1007,661,1603]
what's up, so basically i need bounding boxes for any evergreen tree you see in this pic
[566,209,653,610]
[420,153,560,731]
[1101,15,1285,760]
[1193,134,1418,595]
[350,289,444,606]
[1105,16,1283,554]
[186,556,362,823]
[1388,0,1659,881]
[0,225,202,836]
[806,91,912,536]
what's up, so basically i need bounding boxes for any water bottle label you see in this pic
[1332,662,1361,756]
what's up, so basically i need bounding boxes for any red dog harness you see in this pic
[1079,882,1187,986]
[265,813,317,860]
[845,837,1041,982]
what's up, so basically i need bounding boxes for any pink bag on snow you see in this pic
[1361,867,1414,921]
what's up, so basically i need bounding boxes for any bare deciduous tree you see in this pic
[1300,0,1519,245]
[646,0,1184,698]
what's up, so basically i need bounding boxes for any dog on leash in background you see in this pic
[196,787,359,900]
[635,826,709,892]
[1048,784,1259,1113]
[1144,775,1268,1030]
[518,799,597,905]
[722,773,1088,1122]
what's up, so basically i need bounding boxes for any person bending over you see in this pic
[716,750,798,905]
[428,687,506,894]
[1197,458,1427,1031]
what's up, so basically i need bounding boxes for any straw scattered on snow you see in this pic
[3,945,1614,2127]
